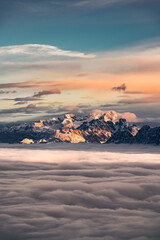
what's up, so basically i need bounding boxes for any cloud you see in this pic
[65,105,78,111]
[112,83,126,91]
[0,146,159,240]
[1,40,160,122]
[0,79,113,92]
[2,96,42,105]
[90,109,139,122]
[0,90,16,94]
[14,97,41,102]
[46,105,81,115]
[33,89,61,97]
[0,104,50,115]
[118,94,160,105]
[2,0,145,15]
[25,104,37,111]
[0,82,32,89]
[71,0,137,9]
[118,112,138,122]
[124,91,146,95]
[0,103,81,118]
[14,101,27,105]
[0,44,95,60]
[1,41,160,95]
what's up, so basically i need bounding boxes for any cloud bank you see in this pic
[0,146,160,240]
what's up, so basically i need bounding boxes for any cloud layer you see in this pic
[0,145,160,240]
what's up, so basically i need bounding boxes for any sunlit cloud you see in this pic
[0,39,160,121]
[0,44,95,60]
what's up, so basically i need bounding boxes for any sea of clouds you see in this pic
[0,143,160,240]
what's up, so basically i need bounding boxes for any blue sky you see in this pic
[0,0,160,122]
[1,0,160,51]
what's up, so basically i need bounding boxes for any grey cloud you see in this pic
[14,97,41,102]
[112,83,126,91]
[0,146,160,240]
[0,104,50,115]
[2,92,58,105]
[100,104,118,108]
[0,82,33,89]
[2,97,40,102]
[118,98,152,105]
[14,101,27,105]
[124,91,146,95]
[0,90,16,94]
[33,89,61,97]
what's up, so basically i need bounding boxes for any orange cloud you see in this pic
[1,75,160,95]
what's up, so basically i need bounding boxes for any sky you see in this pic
[0,0,160,123]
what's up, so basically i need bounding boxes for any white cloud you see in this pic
[90,109,139,122]
[118,112,138,122]
[96,38,160,59]
[0,145,160,240]
[0,44,95,60]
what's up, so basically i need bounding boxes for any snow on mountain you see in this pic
[89,109,104,119]
[0,110,159,144]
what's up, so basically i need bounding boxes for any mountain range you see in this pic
[0,110,160,145]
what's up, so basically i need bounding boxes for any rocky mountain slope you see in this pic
[0,110,159,145]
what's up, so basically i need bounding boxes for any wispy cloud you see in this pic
[118,94,160,105]
[3,0,144,14]
[0,104,51,115]
[14,97,41,102]
[33,89,61,97]
[0,90,16,94]
[71,0,141,9]
[0,44,95,60]
[14,101,27,105]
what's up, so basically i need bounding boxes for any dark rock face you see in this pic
[106,118,136,144]
[107,130,133,144]
[78,119,115,132]
[0,129,54,144]
[0,112,159,145]
[134,126,160,145]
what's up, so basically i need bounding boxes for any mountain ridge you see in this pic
[0,110,159,145]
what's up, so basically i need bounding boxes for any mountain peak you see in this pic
[0,110,159,145]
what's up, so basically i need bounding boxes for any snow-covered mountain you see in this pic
[0,110,159,145]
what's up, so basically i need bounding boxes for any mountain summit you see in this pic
[0,110,159,145]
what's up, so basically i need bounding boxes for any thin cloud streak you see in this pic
[2,0,146,14]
